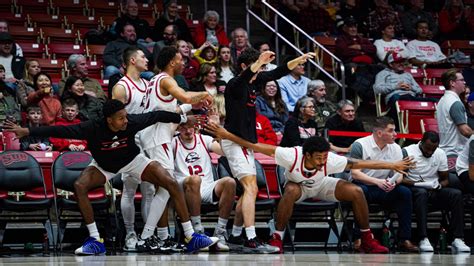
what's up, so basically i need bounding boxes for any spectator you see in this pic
[307,80,337,129]
[455,133,474,194]
[367,0,403,39]
[335,16,377,65]
[401,0,439,40]
[438,0,471,40]
[229,28,251,64]
[407,20,449,68]
[0,69,21,127]
[50,98,88,151]
[335,0,369,35]
[373,20,412,62]
[190,63,226,97]
[16,59,40,109]
[278,58,310,112]
[350,116,419,253]
[193,42,218,65]
[209,94,226,126]
[176,40,199,85]
[463,56,474,89]
[61,76,103,121]
[113,0,153,47]
[153,0,193,44]
[0,19,23,57]
[20,105,52,151]
[403,131,470,253]
[194,10,230,47]
[256,80,289,134]
[256,112,277,145]
[103,23,152,79]
[280,96,317,147]
[0,32,25,84]
[437,69,471,159]
[152,24,179,69]
[26,72,61,126]
[298,0,335,37]
[325,99,365,153]
[59,54,106,102]
[215,45,235,83]
[254,42,277,71]
[466,92,474,129]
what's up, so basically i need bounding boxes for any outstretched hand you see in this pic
[287,52,316,70]
[258,51,276,65]
[204,121,229,139]
[2,120,29,139]
[392,156,415,175]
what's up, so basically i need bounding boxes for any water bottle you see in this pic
[382,226,390,248]
[439,228,447,252]
[42,233,49,254]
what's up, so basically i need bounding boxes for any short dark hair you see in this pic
[61,98,78,109]
[302,136,331,155]
[373,116,395,131]
[155,46,178,71]
[421,131,439,143]
[118,22,134,34]
[64,76,81,93]
[123,46,142,67]
[26,105,41,113]
[102,99,125,118]
[441,68,459,89]
[236,48,259,73]
[415,19,430,30]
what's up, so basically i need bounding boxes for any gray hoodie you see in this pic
[373,68,422,104]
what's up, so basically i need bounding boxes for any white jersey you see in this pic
[116,75,151,114]
[140,72,179,150]
[172,134,215,185]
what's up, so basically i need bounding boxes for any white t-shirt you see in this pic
[219,66,234,83]
[406,39,447,63]
[403,143,448,183]
[0,55,14,79]
[275,146,347,184]
[373,39,412,62]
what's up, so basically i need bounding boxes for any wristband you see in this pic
[179,104,192,114]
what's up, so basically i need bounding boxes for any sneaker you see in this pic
[361,236,389,254]
[227,234,244,245]
[74,237,106,255]
[419,238,434,252]
[268,233,283,254]
[185,232,219,253]
[123,232,139,252]
[451,238,471,253]
[213,231,230,252]
[160,236,185,253]
[243,237,280,254]
[136,235,160,252]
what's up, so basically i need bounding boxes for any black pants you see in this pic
[458,171,474,194]
[410,186,464,239]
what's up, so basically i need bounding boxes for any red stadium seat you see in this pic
[420,84,446,99]
[9,25,41,42]
[15,0,50,14]
[47,43,86,59]
[85,59,104,79]
[314,36,338,74]
[40,27,81,44]
[51,0,87,16]
[35,58,66,78]
[27,14,65,28]
[17,42,47,58]
[420,118,439,134]
[396,100,437,134]
[424,68,450,85]
[86,44,106,60]
[405,67,425,84]
[441,40,474,56]
[0,12,27,27]
[64,15,101,30]
[87,1,120,17]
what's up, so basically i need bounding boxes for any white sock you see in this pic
[141,187,170,239]
[141,226,155,240]
[215,217,228,234]
[275,230,285,239]
[157,227,169,240]
[191,215,204,233]
[182,221,195,239]
[121,177,138,235]
[140,181,155,221]
[245,226,257,240]
[86,222,100,240]
[232,225,243,237]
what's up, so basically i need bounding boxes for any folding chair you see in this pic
[375,93,390,117]
[420,84,445,99]
[396,100,437,134]
[420,118,439,134]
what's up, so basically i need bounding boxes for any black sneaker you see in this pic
[227,234,244,245]
[159,236,185,253]
[242,237,280,254]
[136,235,160,253]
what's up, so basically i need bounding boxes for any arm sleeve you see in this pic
[254,64,291,85]
[226,67,256,99]
[30,122,92,140]
[409,74,423,94]
[49,137,70,151]
[349,142,363,159]
[449,102,467,126]
[437,149,449,172]
[127,110,182,132]
[275,147,298,169]
[373,71,397,95]
[262,117,277,145]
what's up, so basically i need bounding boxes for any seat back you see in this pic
[420,118,439,133]
[396,100,436,134]
[52,151,93,192]
[421,84,445,99]
[0,151,44,191]
[424,68,450,85]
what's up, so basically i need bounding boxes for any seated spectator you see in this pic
[455,133,474,194]
[112,0,153,47]
[16,59,41,109]
[229,28,252,64]
[20,105,52,151]
[194,10,230,47]
[193,42,218,65]
[325,99,364,153]
[280,96,317,147]
[256,80,289,134]
[401,0,439,40]
[278,58,310,112]
[367,0,403,39]
[374,20,412,62]
[153,0,193,44]
[335,16,377,65]
[26,72,61,126]
[0,19,23,57]
[403,131,470,253]
[438,0,471,40]
[307,80,337,129]
[50,98,88,151]
[335,0,369,35]
[407,20,449,68]
[298,0,335,37]
[215,45,235,83]
[466,91,474,130]
[59,54,106,102]
[61,76,103,121]
[254,42,277,71]
[152,24,179,66]
[190,63,226,96]
[176,40,199,85]
[0,71,21,126]
[256,112,277,145]
[104,23,152,79]
[0,32,25,87]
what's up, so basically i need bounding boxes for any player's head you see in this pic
[302,136,331,171]
[419,131,439,158]
[236,47,260,73]
[103,99,128,131]
[155,46,184,74]
[178,119,196,142]
[123,47,148,72]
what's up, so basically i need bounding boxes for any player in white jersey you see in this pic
[111,47,155,252]
[205,122,416,254]
[173,120,240,251]
[138,46,214,248]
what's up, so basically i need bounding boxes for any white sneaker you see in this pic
[123,232,138,252]
[214,231,230,252]
[451,238,471,253]
[419,237,434,252]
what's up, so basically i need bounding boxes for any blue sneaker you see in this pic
[74,237,106,255]
[185,233,218,253]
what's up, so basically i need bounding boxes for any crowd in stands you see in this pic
[2,0,474,255]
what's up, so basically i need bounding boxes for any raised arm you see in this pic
[3,119,89,140]
[162,77,213,106]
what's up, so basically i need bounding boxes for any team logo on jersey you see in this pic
[185,152,201,163]
[110,141,120,148]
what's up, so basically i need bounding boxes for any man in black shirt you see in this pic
[223,48,314,252]
[4,100,217,255]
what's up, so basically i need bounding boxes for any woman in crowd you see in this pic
[17,59,41,109]
[256,80,289,134]
[61,76,103,121]
[215,45,235,83]
[191,63,226,96]
[26,72,61,126]
[177,40,199,84]
[280,96,317,147]
[194,10,230,47]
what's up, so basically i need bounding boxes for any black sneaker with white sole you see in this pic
[159,236,185,253]
[136,235,160,253]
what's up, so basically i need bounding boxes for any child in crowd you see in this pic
[50,98,88,151]
[194,42,218,64]
[20,105,52,151]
